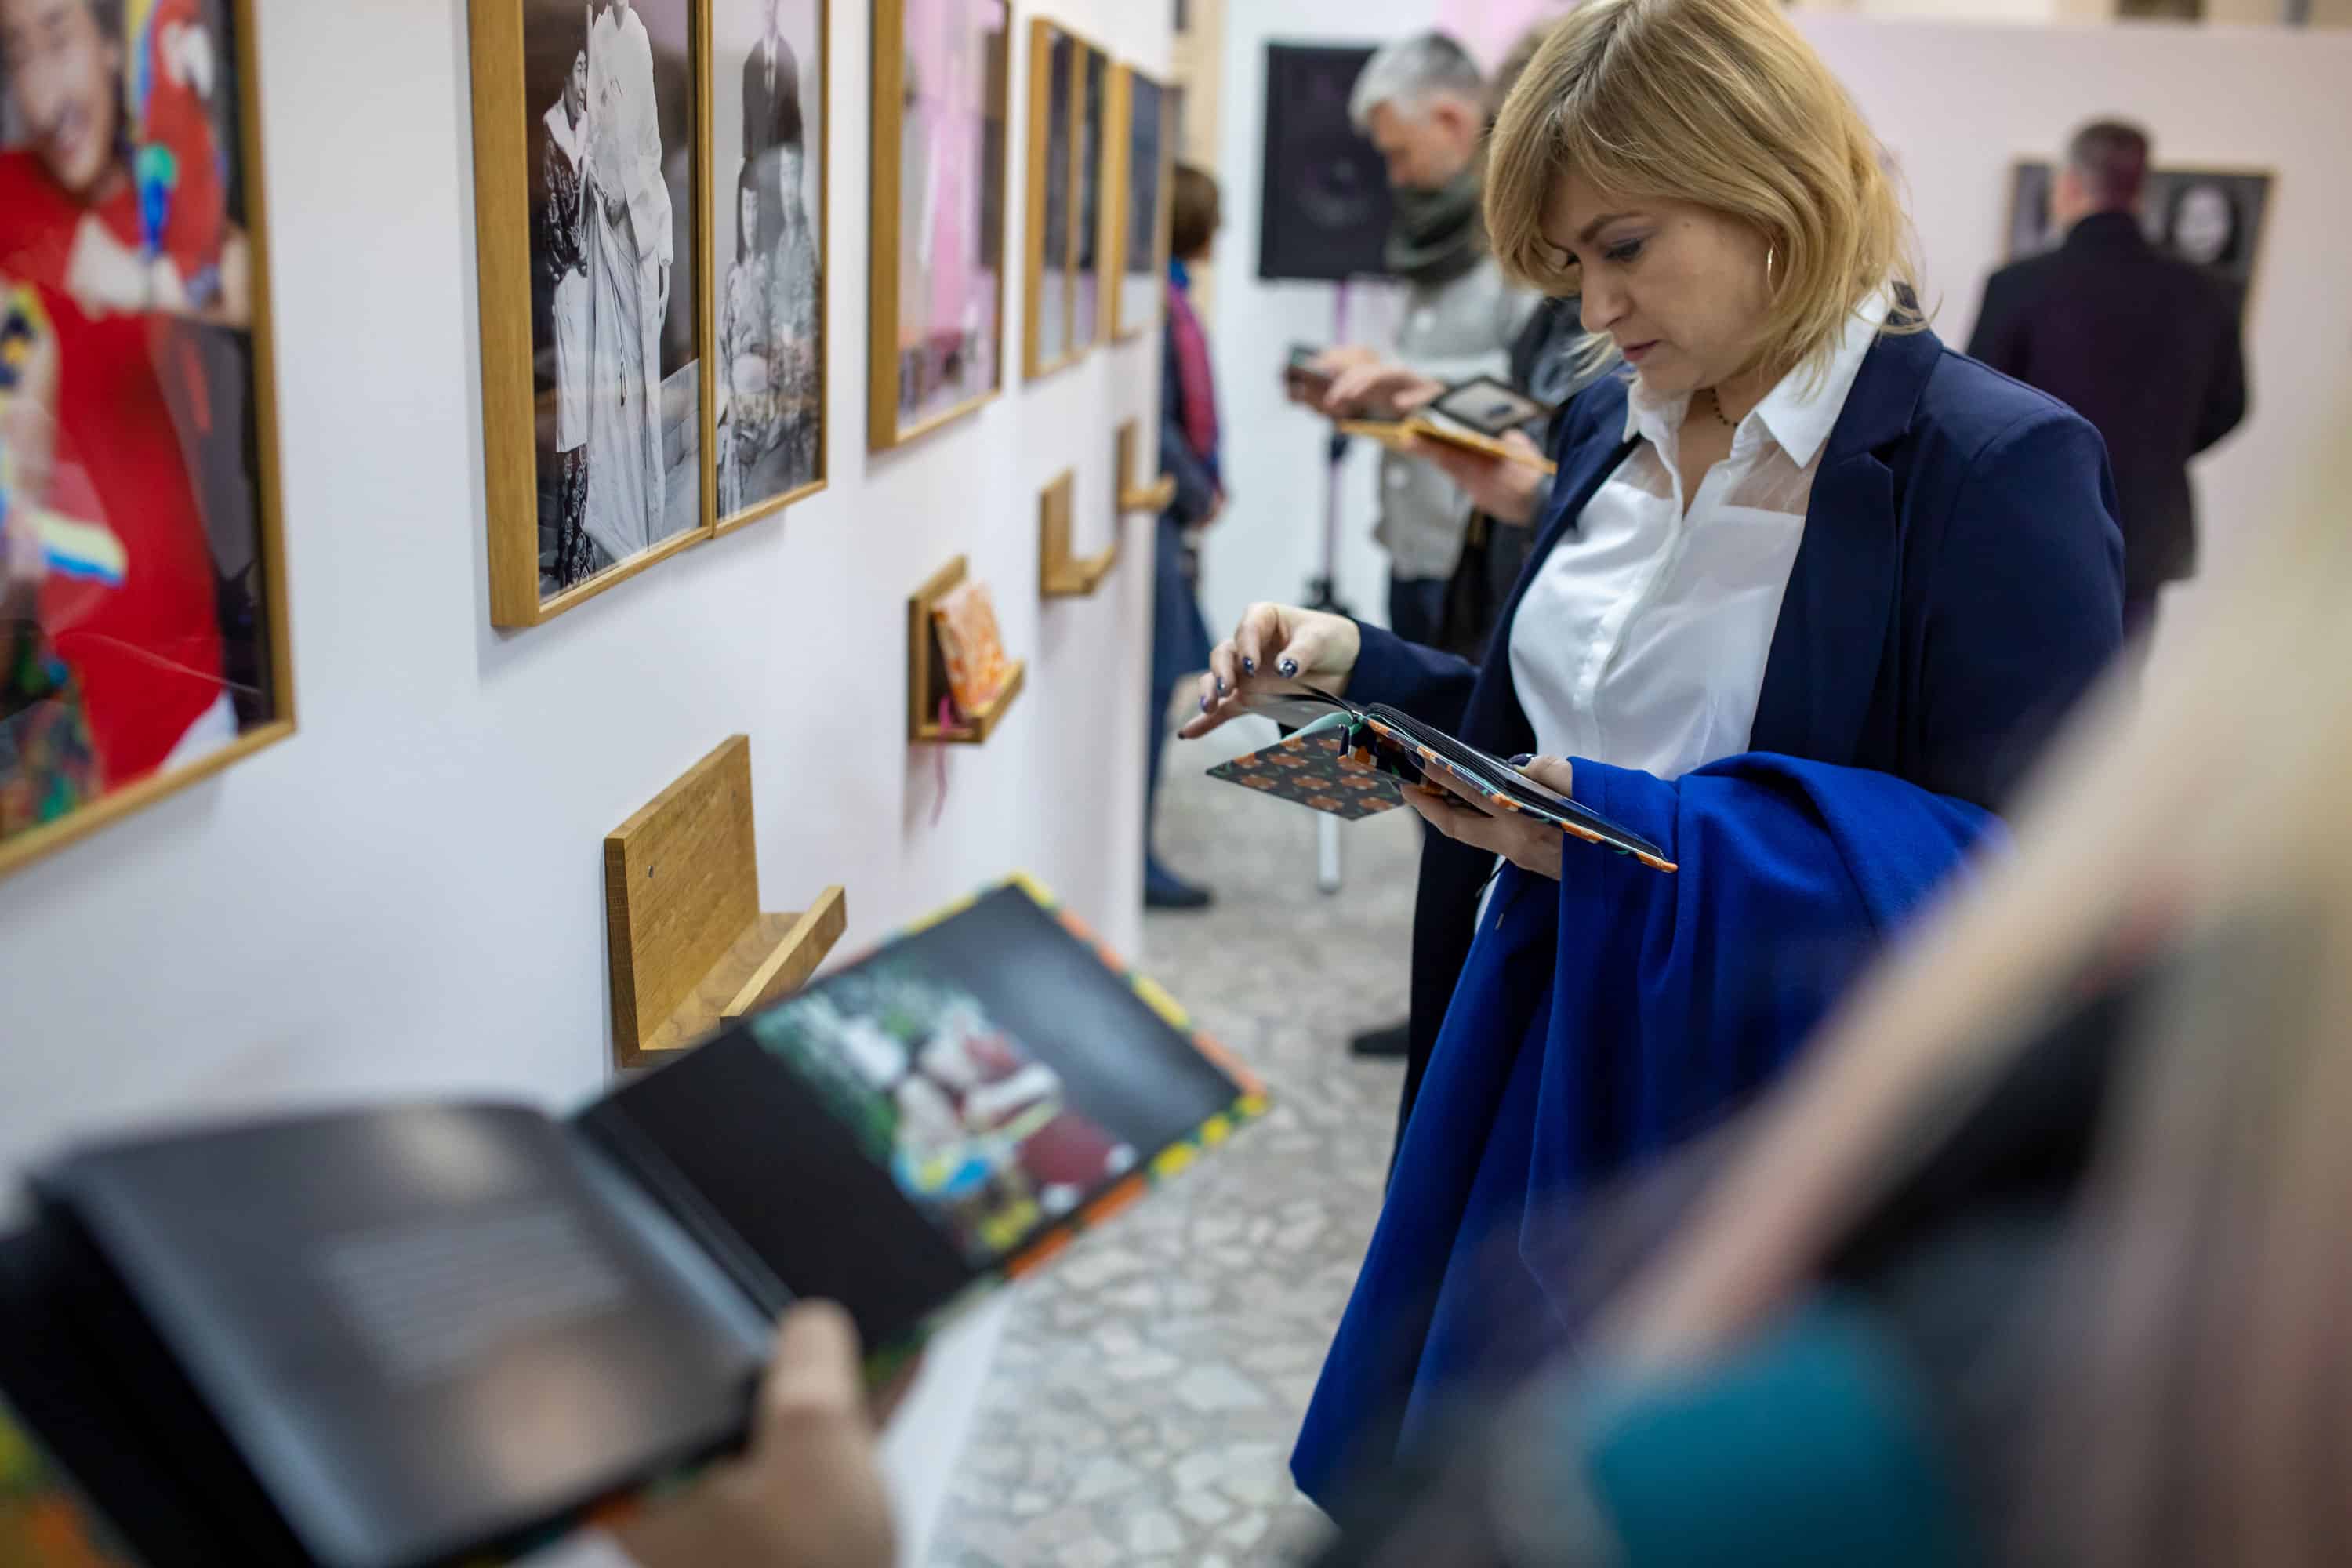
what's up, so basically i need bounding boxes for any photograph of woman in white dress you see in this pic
[715,0,824,518]
[525,0,697,599]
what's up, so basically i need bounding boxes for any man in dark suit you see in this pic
[1969,119,2246,647]
[741,0,805,256]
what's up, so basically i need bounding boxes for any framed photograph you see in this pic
[710,0,826,533]
[1069,40,1105,353]
[869,0,1009,452]
[469,0,711,627]
[1021,17,1076,379]
[2005,159,2274,326]
[1110,64,1171,341]
[0,0,294,881]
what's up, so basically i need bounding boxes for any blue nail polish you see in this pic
[1509,753,1534,767]
[1243,657,1257,677]
[1216,676,1229,696]
[1200,693,1213,712]
[1279,659,1299,678]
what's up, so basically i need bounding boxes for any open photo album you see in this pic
[1208,685,1678,873]
[0,880,1264,1568]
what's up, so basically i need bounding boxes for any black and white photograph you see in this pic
[713,0,825,527]
[525,0,700,599]
[1116,67,1167,339]
[2005,158,2273,325]
[1069,42,1106,352]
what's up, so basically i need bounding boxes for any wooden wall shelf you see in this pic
[1116,419,1178,514]
[604,736,848,1069]
[909,554,1028,745]
[1040,469,1117,598]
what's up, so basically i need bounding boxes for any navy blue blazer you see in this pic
[1347,325,2125,1126]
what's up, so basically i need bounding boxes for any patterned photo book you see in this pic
[0,879,1262,1568]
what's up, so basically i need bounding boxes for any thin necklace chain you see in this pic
[1700,386,1737,430]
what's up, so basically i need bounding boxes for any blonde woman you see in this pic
[1181,0,2125,1504]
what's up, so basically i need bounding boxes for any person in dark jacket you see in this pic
[1144,164,1225,911]
[1969,119,2246,648]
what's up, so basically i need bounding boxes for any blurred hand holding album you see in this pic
[0,878,1265,1568]
[1208,682,1677,873]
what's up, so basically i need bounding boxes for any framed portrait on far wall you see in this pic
[1069,41,1106,354]
[1021,17,1077,379]
[1110,64,1171,341]
[869,0,1009,452]
[468,0,710,627]
[0,0,294,881]
[710,0,826,532]
[2005,159,2274,325]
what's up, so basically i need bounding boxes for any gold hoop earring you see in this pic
[1765,243,1778,290]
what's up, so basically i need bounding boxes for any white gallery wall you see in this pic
[1200,11,2352,675]
[0,0,1171,1559]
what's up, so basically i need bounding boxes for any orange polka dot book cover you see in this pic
[0,879,1261,1566]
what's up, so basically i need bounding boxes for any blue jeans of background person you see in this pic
[1388,575,1449,651]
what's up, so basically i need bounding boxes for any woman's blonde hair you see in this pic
[1486,0,1922,384]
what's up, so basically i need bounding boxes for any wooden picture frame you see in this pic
[469,0,716,628]
[868,0,1011,452]
[1110,63,1174,343]
[1021,17,1080,380]
[710,0,832,536]
[0,0,297,883]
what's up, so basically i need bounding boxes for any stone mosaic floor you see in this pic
[927,721,1415,1567]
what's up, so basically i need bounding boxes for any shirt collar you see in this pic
[1620,289,1891,469]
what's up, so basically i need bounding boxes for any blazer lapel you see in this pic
[1751,329,1940,767]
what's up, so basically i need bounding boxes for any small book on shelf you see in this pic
[0,879,1263,1568]
[931,580,1013,719]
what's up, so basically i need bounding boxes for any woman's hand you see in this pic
[1401,756,1577,881]
[612,1303,906,1568]
[1320,361,1444,420]
[1178,602,1361,739]
[1406,428,1550,525]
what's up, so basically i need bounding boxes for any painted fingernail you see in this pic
[1509,753,1534,767]
[1279,659,1299,677]
[1200,693,1213,712]
[1216,676,1229,696]
[1243,657,1257,676]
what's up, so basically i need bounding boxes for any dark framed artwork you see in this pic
[869,0,1009,451]
[1069,39,1105,352]
[1111,64,1171,341]
[0,0,295,880]
[1021,16,1076,379]
[710,0,827,532]
[470,0,711,626]
[2005,159,2274,325]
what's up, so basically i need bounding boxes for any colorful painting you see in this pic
[871,0,1008,448]
[0,0,292,880]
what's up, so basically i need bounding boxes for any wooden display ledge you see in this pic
[1116,419,1178,514]
[1040,469,1117,598]
[604,735,849,1069]
[909,554,1028,744]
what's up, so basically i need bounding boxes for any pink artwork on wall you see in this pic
[896,0,1007,428]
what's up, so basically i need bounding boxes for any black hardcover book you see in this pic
[0,880,1263,1568]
